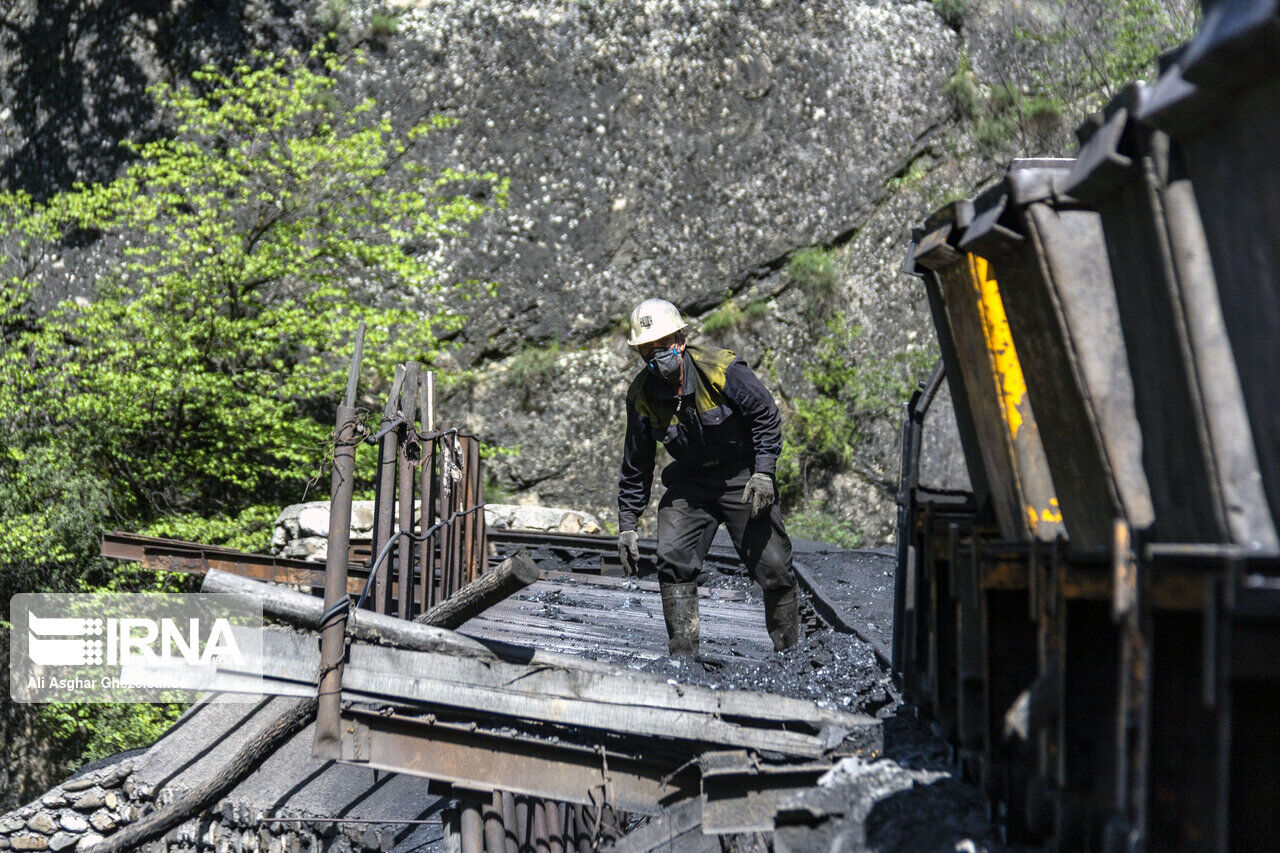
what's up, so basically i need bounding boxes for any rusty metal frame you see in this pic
[340,707,697,816]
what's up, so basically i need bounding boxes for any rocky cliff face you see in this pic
[0,0,1194,545]
[351,0,960,540]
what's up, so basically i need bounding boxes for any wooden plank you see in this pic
[416,552,541,629]
[537,571,750,601]
[252,630,869,734]
[339,668,832,757]
[243,641,833,757]
[507,583,759,616]
[201,569,621,675]
[485,589,769,629]
[345,645,862,730]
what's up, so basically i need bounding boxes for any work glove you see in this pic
[617,529,641,577]
[742,472,776,519]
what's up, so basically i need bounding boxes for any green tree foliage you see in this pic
[943,0,1197,156]
[786,247,839,321]
[0,49,507,579]
[1,48,506,781]
[774,313,935,548]
[777,313,936,504]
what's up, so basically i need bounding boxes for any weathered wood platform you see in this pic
[459,571,777,665]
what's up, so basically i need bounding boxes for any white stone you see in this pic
[46,833,77,852]
[56,815,87,833]
[298,538,328,564]
[297,506,330,538]
[350,503,375,531]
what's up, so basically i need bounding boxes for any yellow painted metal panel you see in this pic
[965,255,1066,541]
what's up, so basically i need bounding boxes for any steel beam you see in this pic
[102,531,369,593]
[340,708,695,816]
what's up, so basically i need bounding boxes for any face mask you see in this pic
[647,345,682,382]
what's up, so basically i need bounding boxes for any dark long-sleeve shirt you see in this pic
[617,345,782,532]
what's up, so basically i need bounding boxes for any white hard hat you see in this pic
[627,298,687,347]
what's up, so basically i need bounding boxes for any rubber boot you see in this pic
[660,582,700,658]
[764,587,800,651]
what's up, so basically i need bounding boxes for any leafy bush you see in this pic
[945,51,981,119]
[887,159,930,192]
[777,315,937,504]
[702,301,745,334]
[932,0,969,29]
[369,11,400,37]
[787,247,838,296]
[785,509,865,550]
[0,49,506,583]
[787,247,840,321]
[0,46,506,782]
[956,0,1197,157]
[504,340,563,410]
[37,702,188,766]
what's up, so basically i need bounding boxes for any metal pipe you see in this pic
[451,432,466,598]
[398,363,421,618]
[546,801,564,853]
[461,799,485,853]
[315,328,365,758]
[532,799,551,853]
[419,376,436,612]
[343,322,366,409]
[571,805,591,853]
[514,796,531,851]
[445,805,462,853]
[462,435,478,584]
[502,792,519,853]
[441,427,457,602]
[258,817,443,826]
[372,365,406,613]
[483,791,507,853]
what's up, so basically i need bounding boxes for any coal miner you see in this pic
[615,298,801,658]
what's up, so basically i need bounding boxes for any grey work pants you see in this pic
[655,467,797,593]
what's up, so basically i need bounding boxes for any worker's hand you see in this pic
[742,472,776,518]
[617,529,641,576]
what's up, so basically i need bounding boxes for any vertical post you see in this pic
[315,321,364,759]
[514,796,530,850]
[372,365,405,614]
[422,436,440,610]
[397,363,421,618]
[441,424,457,601]
[482,792,506,853]
[424,371,440,612]
[443,804,462,853]
[461,436,477,585]
[501,792,518,853]
[475,435,488,578]
[460,798,485,853]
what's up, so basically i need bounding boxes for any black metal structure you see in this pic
[895,9,1280,846]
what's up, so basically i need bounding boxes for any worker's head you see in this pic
[627,299,686,348]
[628,299,687,382]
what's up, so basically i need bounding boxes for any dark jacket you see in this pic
[617,345,783,532]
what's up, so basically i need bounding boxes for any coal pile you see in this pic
[642,627,896,716]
